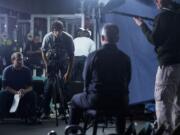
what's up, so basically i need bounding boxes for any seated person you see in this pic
[68,23,131,134]
[0,52,38,123]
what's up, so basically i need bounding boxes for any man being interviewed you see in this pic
[68,23,131,135]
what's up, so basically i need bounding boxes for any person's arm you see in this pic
[133,17,154,44]
[24,86,32,93]
[82,57,90,90]
[82,52,96,92]
[89,40,96,53]
[64,55,74,82]
[140,16,162,45]
[5,86,17,94]
[2,67,17,94]
[64,36,75,82]
[41,51,48,68]
[133,14,167,46]
[19,86,33,96]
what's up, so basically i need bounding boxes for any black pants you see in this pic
[69,92,129,134]
[72,56,86,81]
[0,90,37,118]
[43,75,69,115]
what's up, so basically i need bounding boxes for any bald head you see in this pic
[11,52,24,69]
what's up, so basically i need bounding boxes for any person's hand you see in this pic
[16,91,21,97]
[17,89,25,97]
[63,72,70,83]
[20,89,25,94]
[133,17,144,26]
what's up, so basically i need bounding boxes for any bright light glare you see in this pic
[98,0,110,5]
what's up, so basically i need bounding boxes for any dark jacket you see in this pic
[141,2,180,66]
[83,44,131,98]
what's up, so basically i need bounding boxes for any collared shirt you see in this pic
[74,37,96,57]
[83,43,131,96]
[41,31,74,61]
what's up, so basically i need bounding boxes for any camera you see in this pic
[46,49,58,61]
[45,41,68,76]
[46,49,60,75]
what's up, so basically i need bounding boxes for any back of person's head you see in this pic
[80,29,91,38]
[51,20,64,31]
[83,30,91,38]
[101,23,119,44]
[77,28,91,38]
[85,29,91,38]
[77,28,84,37]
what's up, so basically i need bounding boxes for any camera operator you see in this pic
[41,20,74,118]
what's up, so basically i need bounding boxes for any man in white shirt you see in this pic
[74,29,95,57]
[72,29,96,81]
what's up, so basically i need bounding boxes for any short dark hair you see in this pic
[51,20,64,31]
[11,52,23,61]
[83,30,91,38]
[101,23,119,43]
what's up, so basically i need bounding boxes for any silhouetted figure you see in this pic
[134,0,180,134]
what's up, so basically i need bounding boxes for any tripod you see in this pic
[48,71,68,126]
